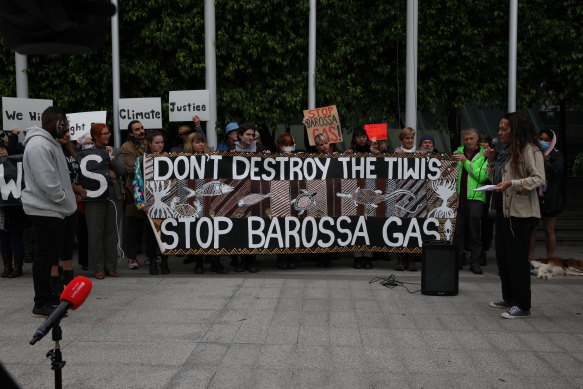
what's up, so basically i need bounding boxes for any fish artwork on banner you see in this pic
[141,152,459,256]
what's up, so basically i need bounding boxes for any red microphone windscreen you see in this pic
[60,276,92,310]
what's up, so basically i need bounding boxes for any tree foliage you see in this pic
[0,0,581,143]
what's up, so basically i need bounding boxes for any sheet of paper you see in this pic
[473,185,497,192]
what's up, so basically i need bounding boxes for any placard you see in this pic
[143,153,459,255]
[67,111,107,140]
[0,155,24,204]
[78,148,110,200]
[364,123,388,141]
[303,105,343,146]
[168,90,209,122]
[2,97,53,132]
[118,97,162,130]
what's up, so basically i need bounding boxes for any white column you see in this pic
[15,53,28,98]
[508,0,518,113]
[111,0,121,148]
[308,0,316,109]
[406,0,418,138]
[204,0,218,148]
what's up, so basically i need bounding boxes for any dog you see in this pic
[530,257,583,280]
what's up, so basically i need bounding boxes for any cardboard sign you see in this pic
[2,97,53,132]
[118,97,162,130]
[168,90,209,122]
[364,123,388,141]
[67,111,107,141]
[144,153,459,255]
[303,105,343,146]
[0,155,24,204]
[78,148,110,200]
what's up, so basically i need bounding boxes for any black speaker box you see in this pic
[421,241,458,296]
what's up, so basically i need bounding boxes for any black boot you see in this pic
[210,256,229,274]
[194,256,204,274]
[394,254,405,271]
[62,270,74,285]
[1,254,12,277]
[160,256,170,274]
[363,259,373,269]
[353,258,362,269]
[287,255,298,269]
[235,255,247,272]
[479,251,487,266]
[149,259,159,275]
[50,276,63,297]
[230,255,240,267]
[246,255,259,273]
[276,255,287,270]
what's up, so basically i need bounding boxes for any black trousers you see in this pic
[77,212,88,267]
[124,216,156,260]
[29,215,65,308]
[495,216,537,311]
[455,199,484,265]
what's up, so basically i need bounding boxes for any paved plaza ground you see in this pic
[1,243,582,388]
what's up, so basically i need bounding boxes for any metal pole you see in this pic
[15,53,28,98]
[111,0,121,148]
[406,0,418,137]
[508,0,517,113]
[204,0,218,149]
[308,0,316,109]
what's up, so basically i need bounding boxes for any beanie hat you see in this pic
[225,122,239,134]
[418,133,435,145]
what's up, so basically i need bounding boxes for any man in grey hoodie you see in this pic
[22,106,77,318]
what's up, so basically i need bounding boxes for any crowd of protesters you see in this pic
[1,107,561,320]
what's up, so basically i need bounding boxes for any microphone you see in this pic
[492,138,499,145]
[30,276,92,345]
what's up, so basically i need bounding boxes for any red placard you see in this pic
[363,123,388,141]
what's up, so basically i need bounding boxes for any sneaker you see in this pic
[128,259,139,269]
[501,305,530,319]
[32,304,55,318]
[489,299,512,309]
[143,258,150,265]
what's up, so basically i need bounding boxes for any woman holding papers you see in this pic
[484,113,544,319]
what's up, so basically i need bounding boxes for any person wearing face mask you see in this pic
[21,107,77,318]
[528,129,564,261]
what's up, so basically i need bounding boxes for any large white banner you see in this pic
[168,90,210,122]
[67,111,107,140]
[118,97,162,130]
[2,97,53,132]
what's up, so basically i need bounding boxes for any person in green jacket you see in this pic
[453,127,489,274]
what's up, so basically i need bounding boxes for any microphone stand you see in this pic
[46,322,66,389]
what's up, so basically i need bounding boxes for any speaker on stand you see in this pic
[421,240,458,296]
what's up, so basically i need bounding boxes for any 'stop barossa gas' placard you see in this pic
[141,153,459,255]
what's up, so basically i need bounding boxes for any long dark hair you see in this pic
[146,130,164,153]
[503,112,540,177]
[62,140,78,161]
